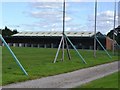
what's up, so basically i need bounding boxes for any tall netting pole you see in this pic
[113,0,116,55]
[53,0,86,64]
[62,0,65,61]
[0,46,1,86]
[0,2,2,85]
[94,0,97,58]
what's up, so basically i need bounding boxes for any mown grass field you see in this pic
[2,47,119,85]
[77,71,119,88]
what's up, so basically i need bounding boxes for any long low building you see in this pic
[3,31,107,50]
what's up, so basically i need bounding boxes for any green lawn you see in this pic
[77,71,119,88]
[2,47,118,85]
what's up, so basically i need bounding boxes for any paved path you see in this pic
[3,61,119,88]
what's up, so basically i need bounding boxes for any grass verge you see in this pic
[2,47,119,85]
[76,71,119,88]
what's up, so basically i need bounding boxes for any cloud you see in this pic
[29,2,70,21]
[88,10,118,34]
[24,1,74,32]
[28,2,63,20]
[30,11,62,19]
[61,16,72,21]
[31,2,63,9]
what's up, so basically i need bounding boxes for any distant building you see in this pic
[3,31,106,50]
[106,37,114,50]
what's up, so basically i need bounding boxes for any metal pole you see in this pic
[63,0,65,35]
[65,36,71,60]
[95,37,112,59]
[65,35,87,64]
[62,36,64,61]
[113,0,116,55]
[116,42,120,48]
[62,0,66,61]
[53,0,71,63]
[0,35,28,76]
[53,36,63,63]
[94,0,97,58]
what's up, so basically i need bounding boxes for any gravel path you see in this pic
[2,61,119,88]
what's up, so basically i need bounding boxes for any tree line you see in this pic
[0,26,18,37]
[107,25,120,44]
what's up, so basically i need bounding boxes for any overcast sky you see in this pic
[1,0,119,34]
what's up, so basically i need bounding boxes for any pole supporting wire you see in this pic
[53,36,63,63]
[0,35,28,76]
[95,37,112,59]
[65,35,87,64]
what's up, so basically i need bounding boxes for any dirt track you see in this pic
[2,61,119,88]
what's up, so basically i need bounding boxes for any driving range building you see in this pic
[3,31,107,50]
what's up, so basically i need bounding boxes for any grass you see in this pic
[2,47,119,85]
[76,71,119,88]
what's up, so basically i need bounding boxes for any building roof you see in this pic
[12,31,99,37]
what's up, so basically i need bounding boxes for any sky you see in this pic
[1,0,119,34]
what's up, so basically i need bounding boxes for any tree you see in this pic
[0,29,2,35]
[107,25,120,44]
[116,26,120,45]
[2,26,13,37]
[1,26,19,37]
[13,29,18,34]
